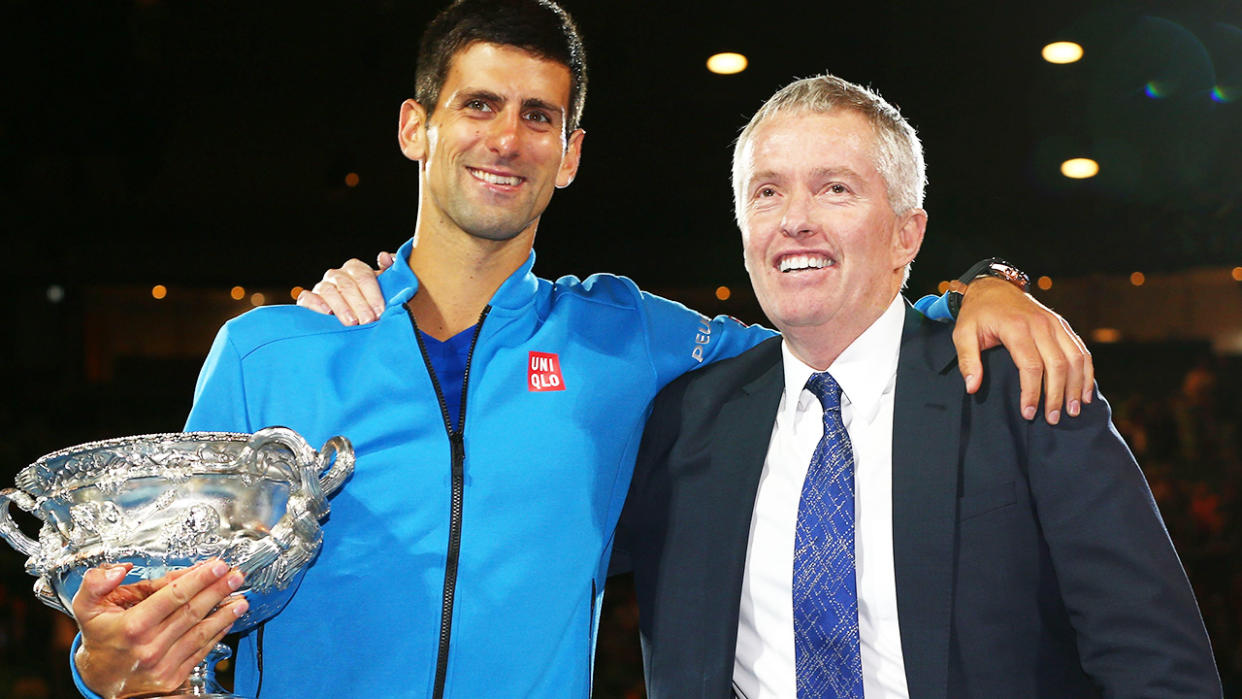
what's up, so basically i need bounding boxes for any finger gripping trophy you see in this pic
[0,427,355,698]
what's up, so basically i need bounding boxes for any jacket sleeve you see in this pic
[68,636,104,699]
[912,292,953,320]
[185,324,254,433]
[634,288,776,390]
[1027,386,1222,695]
[638,284,952,392]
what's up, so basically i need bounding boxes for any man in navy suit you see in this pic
[616,74,1221,698]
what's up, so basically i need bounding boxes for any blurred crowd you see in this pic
[1113,354,1242,696]
[1,345,1239,698]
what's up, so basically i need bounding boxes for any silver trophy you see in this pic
[0,427,354,698]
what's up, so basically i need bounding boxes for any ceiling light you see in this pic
[1041,41,1083,64]
[1060,158,1099,179]
[707,52,747,75]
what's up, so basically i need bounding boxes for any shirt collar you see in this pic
[378,237,540,312]
[779,294,906,424]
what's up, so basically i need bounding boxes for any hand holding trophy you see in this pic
[0,427,354,698]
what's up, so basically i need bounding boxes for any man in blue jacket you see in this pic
[68,1,1092,697]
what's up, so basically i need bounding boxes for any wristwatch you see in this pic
[946,258,1031,318]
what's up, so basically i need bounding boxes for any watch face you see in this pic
[956,258,1030,294]
[986,262,1031,292]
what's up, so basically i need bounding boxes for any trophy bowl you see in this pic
[0,427,354,698]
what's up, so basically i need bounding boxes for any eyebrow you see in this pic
[747,166,864,187]
[810,166,864,181]
[457,89,505,106]
[522,98,564,120]
[455,89,564,122]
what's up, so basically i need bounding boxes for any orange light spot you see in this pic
[1232,266,1242,282]
[1037,275,1052,291]
[250,292,266,307]
[290,286,305,300]
[1091,328,1122,343]
[1129,271,1146,286]
[344,172,360,187]
[937,280,951,294]
[230,285,246,301]
[151,285,167,300]
[715,285,731,301]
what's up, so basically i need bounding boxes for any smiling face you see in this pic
[737,108,926,365]
[401,41,584,243]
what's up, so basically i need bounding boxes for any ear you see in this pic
[892,207,927,269]
[398,99,429,162]
[555,128,586,188]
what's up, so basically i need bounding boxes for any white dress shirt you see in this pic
[733,294,910,699]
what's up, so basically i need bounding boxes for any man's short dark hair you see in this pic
[416,0,588,131]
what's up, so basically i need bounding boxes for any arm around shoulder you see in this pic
[632,283,775,387]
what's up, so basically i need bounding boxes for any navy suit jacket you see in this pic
[615,303,1220,698]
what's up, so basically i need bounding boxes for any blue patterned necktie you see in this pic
[793,371,863,698]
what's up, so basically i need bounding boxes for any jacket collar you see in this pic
[378,237,541,312]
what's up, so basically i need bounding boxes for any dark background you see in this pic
[4,0,1241,292]
[2,1,1241,696]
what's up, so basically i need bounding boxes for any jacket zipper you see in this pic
[409,305,492,699]
[587,579,596,695]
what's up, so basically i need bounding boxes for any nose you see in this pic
[485,108,521,158]
[779,189,817,239]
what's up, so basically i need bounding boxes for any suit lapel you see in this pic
[706,340,785,665]
[891,305,961,699]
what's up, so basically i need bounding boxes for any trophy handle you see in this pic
[0,488,40,558]
[315,436,354,498]
[231,429,354,591]
[33,577,70,616]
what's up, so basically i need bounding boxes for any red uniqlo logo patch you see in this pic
[528,351,566,392]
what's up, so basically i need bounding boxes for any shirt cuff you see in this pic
[69,633,106,699]
[913,292,954,321]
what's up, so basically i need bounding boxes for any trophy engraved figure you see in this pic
[0,427,354,698]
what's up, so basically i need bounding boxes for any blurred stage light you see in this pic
[1091,328,1122,343]
[1060,158,1099,179]
[1144,81,1171,98]
[230,285,246,300]
[937,280,950,294]
[715,285,731,301]
[1037,276,1053,291]
[290,286,305,300]
[250,292,266,307]
[345,172,360,187]
[707,52,748,75]
[1129,271,1146,286]
[1232,266,1242,282]
[1041,41,1083,64]
[152,285,167,300]
[1212,86,1238,103]
[46,285,65,303]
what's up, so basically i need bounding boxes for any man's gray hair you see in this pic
[731,73,927,224]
